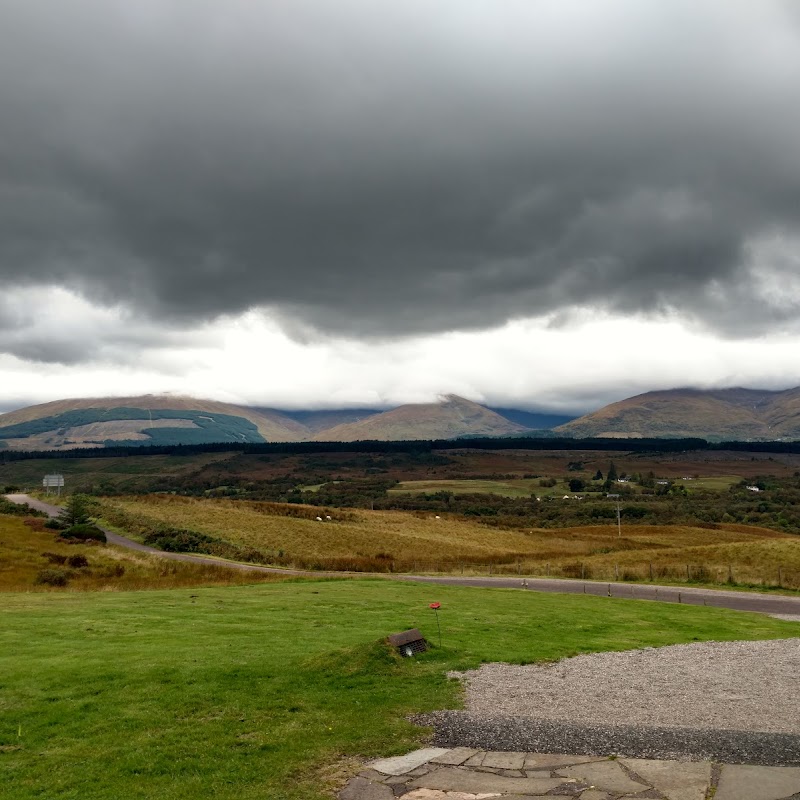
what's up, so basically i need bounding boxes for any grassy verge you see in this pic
[2,579,799,800]
[0,514,290,592]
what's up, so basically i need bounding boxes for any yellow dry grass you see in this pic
[0,514,292,592]
[579,538,800,578]
[97,496,798,589]
[101,495,545,561]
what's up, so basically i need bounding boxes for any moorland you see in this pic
[3,440,800,799]
[3,442,800,589]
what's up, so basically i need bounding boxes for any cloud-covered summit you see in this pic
[2,0,800,345]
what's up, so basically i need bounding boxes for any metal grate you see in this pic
[387,628,428,657]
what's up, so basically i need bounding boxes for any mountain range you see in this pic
[0,394,572,451]
[3,386,800,451]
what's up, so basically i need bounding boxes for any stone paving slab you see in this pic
[407,767,565,794]
[369,748,450,776]
[430,748,481,766]
[340,748,800,799]
[620,757,711,800]
[523,752,605,770]
[402,791,502,799]
[554,760,647,794]
[479,751,526,770]
[714,763,800,800]
[339,776,394,800]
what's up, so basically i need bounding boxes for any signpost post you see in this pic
[42,474,65,496]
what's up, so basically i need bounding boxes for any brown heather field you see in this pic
[3,446,800,496]
[0,514,293,592]
[96,495,800,588]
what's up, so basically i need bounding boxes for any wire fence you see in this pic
[358,559,800,589]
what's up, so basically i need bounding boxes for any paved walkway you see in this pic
[6,493,800,618]
[342,747,800,799]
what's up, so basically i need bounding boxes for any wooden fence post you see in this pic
[649,562,653,581]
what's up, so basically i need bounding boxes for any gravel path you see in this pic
[414,712,800,766]
[451,638,800,734]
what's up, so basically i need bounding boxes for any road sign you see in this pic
[42,474,65,495]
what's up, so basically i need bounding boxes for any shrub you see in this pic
[42,552,68,565]
[45,518,67,530]
[0,498,47,517]
[61,524,106,543]
[66,554,89,568]
[34,568,69,586]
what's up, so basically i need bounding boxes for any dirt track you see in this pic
[7,493,800,617]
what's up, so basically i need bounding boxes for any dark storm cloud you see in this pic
[1,0,800,340]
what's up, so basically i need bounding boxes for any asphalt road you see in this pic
[7,493,800,617]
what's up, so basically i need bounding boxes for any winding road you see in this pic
[7,493,800,617]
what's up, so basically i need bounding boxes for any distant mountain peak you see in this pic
[556,385,800,441]
[315,394,528,441]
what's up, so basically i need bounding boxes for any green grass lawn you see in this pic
[2,579,798,800]
[389,478,544,497]
[681,475,743,491]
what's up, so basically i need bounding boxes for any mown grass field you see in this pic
[389,478,551,497]
[2,579,799,800]
[0,514,287,592]
[96,495,800,587]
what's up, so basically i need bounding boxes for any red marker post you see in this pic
[429,602,442,648]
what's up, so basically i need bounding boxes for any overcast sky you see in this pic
[2,0,800,415]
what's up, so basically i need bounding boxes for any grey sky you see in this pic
[1,1,800,410]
